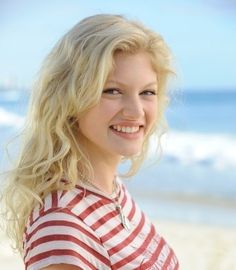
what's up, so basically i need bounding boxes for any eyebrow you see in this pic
[106,80,158,89]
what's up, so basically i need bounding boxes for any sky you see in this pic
[0,0,236,91]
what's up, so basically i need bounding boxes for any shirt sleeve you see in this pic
[23,210,111,270]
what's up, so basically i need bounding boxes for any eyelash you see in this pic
[141,90,157,96]
[102,88,157,96]
[102,88,120,95]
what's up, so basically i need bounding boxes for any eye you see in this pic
[102,88,121,95]
[140,90,157,96]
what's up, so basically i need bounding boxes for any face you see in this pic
[78,51,158,162]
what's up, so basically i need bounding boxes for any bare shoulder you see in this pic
[40,264,82,270]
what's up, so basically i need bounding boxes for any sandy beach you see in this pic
[1,220,236,270]
[155,221,236,270]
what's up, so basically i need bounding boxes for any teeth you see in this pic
[112,125,140,133]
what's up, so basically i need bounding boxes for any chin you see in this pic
[117,147,141,157]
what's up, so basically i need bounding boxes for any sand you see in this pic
[155,220,236,270]
[1,220,236,270]
[0,230,24,269]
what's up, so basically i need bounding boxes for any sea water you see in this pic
[0,89,236,226]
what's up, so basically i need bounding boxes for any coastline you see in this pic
[1,219,236,270]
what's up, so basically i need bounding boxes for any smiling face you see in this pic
[78,51,158,163]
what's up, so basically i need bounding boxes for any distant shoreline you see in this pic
[131,189,236,210]
[1,86,236,93]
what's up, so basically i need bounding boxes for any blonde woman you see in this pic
[1,14,179,269]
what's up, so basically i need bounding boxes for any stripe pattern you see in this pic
[23,179,179,269]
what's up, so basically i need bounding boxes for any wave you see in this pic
[0,107,25,128]
[159,131,236,170]
[1,107,236,170]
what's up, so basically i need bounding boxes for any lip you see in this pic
[109,125,144,140]
[110,121,144,128]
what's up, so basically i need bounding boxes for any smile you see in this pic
[110,125,141,133]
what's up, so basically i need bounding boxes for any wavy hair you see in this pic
[1,14,174,253]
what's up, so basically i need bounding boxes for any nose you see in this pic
[122,95,145,119]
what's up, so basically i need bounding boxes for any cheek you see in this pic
[146,102,158,123]
[79,101,119,131]
[100,99,120,115]
[78,109,99,135]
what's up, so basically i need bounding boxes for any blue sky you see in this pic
[1,0,236,91]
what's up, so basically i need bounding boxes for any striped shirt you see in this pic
[23,178,179,270]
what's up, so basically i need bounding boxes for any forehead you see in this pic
[106,51,157,86]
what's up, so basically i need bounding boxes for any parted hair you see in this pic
[1,14,174,253]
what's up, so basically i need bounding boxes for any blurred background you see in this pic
[0,0,236,269]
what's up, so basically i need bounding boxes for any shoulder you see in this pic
[24,187,100,245]
[23,188,111,270]
[27,187,84,227]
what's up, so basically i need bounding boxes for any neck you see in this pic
[89,162,118,194]
[85,154,121,195]
[77,135,122,194]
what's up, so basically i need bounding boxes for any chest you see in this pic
[72,194,177,269]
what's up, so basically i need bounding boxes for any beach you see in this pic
[1,219,236,270]
[155,220,236,270]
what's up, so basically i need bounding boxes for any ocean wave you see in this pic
[0,107,25,128]
[160,131,236,170]
[1,107,236,170]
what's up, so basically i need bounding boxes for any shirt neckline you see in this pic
[75,176,122,201]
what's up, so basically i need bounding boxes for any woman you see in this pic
[1,14,179,269]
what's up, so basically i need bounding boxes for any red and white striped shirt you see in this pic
[23,178,179,270]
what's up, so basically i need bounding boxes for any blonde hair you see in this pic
[1,14,174,253]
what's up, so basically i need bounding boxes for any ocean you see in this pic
[0,89,236,227]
